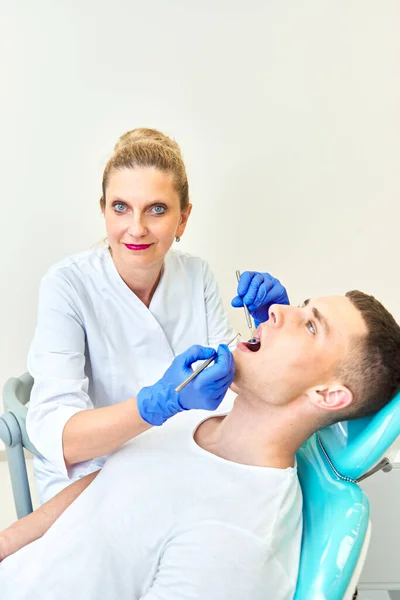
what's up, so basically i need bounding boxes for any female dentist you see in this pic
[26,128,289,504]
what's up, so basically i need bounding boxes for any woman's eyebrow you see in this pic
[110,197,169,207]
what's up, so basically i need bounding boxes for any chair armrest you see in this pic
[0,412,23,448]
[3,374,33,417]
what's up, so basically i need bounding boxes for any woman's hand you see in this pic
[137,344,235,426]
[231,271,289,327]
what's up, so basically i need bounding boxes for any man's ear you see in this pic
[307,384,353,413]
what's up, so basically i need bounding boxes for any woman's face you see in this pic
[103,166,191,270]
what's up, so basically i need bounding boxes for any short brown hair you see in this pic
[336,290,400,420]
[100,128,189,211]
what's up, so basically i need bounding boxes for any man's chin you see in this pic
[229,379,240,395]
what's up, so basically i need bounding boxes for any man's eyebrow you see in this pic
[302,299,330,335]
[312,307,330,335]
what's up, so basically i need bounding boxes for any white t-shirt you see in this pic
[0,410,303,600]
[26,245,235,503]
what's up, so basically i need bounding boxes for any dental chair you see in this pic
[0,373,38,518]
[1,374,400,599]
[295,392,400,599]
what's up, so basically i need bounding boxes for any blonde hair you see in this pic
[100,128,189,210]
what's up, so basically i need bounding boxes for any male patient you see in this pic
[1,290,400,600]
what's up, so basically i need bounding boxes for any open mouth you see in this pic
[237,328,262,354]
[244,340,261,352]
[243,330,261,352]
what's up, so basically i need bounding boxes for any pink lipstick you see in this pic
[124,243,153,251]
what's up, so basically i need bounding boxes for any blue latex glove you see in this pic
[231,271,289,328]
[137,344,235,426]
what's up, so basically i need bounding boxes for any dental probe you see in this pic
[235,270,258,344]
[174,333,241,393]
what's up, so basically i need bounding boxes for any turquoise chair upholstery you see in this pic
[295,434,370,600]
[295,390,400,600]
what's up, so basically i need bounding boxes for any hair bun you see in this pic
[102,127,189,210]
[114,128,181,156]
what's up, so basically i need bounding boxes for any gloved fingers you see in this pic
[260,279,289,307]
[231,295,244,308]
[236,271,256,297]
[207,394,226,411]
[198,344,235,385]
[246,283,268,311]
[203,387,228,409]
[198,369,232,389]
[202,365,235,388]
[246,277,279,311]
[213,344,235,375]
[231,272,256,307]
[242,273,271,307]
[248,278,289,312]
[212,372,235,391]
[276,285,290,305]
[214,385,234,405]
[179,345,217,369]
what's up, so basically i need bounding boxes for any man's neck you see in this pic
[195,394,312,469]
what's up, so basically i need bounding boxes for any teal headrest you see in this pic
[318,390,400,480]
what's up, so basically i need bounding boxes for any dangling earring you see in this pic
[175,236,181,242]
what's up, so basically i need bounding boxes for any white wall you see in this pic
[0,1,400,588]
[0,1,399,399]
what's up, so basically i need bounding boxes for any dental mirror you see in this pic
[235,270,260,349]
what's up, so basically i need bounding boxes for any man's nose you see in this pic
[268,304,282,326]
[268,303,294,327]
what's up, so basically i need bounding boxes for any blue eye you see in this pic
[113,202,126,213]
[306,321,316,335]
[151,205,166,215]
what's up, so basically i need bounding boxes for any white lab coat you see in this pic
[27,245,235,503]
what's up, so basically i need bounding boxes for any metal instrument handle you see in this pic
[174,333,240,393]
